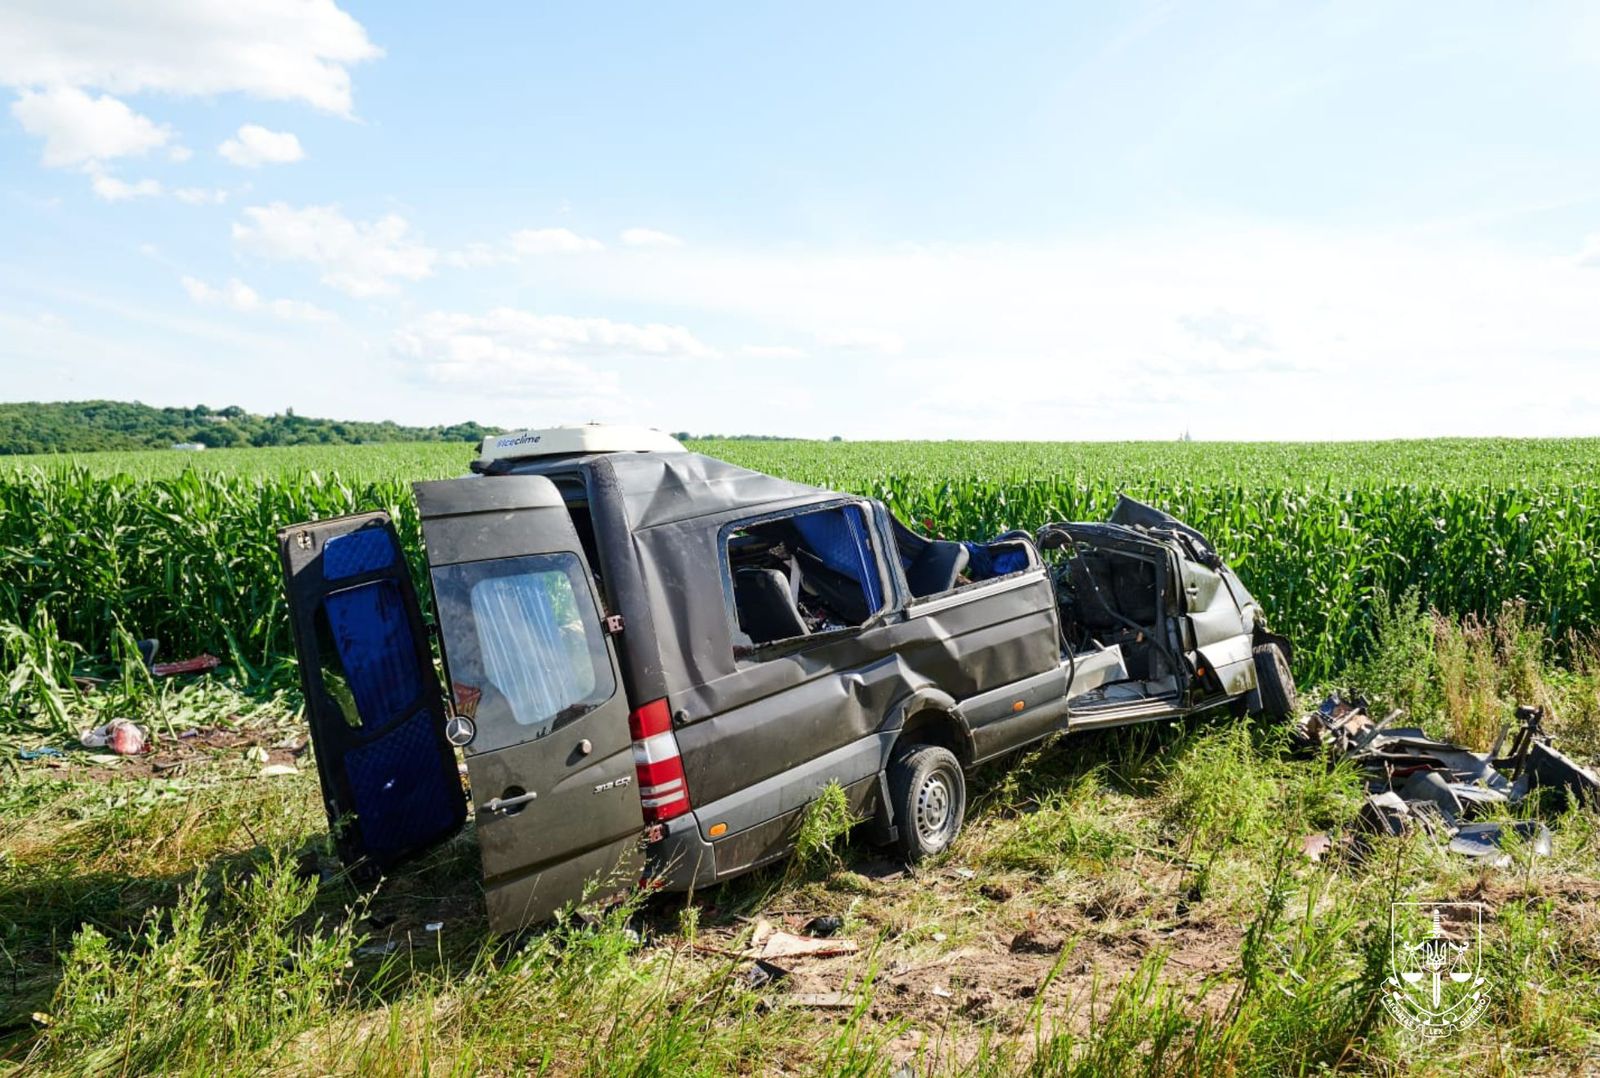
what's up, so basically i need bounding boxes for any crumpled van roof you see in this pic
[498,450,835,530]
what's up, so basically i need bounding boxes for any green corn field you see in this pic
[3,438,1599,733]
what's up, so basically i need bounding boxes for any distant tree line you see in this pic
[0,400,499,455]
[673,432,828,442]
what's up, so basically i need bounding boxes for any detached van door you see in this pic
[278,514,466,874]
[415,475,644,933]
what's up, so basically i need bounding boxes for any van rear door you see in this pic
[278,513,466,874]
[415,475,645,932]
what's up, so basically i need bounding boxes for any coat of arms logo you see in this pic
[1382,901,1489,1037]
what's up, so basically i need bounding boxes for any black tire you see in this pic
[887,744,966,862]
[1252,642,1298,720]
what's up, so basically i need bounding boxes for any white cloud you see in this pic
[173,186,228,205]
[182,275,253,307]
[1178,309,1271,351]
[621,227,684,249]
[444,228,606,267]
[219,124,304,167]
[441,242,510,269]
[167,145,192,163]
[392,307,714,398]
[232,202,435,297]
[494,227,1600,438]
[265,297,336,323]
[10,86,170,167]
[744,344,808,360]
[0,1,381,115]
[181,275,334,322]
[509,228,604,255]
[91,173,162,201]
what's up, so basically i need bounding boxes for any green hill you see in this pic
[0,400,497,455]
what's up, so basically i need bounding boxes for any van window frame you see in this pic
[716,498,895,662]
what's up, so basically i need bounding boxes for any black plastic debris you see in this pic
[743,959,790,989]
[802,915,844,938]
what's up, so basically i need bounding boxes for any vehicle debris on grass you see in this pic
[1298,693,1600,864]
[744,917,860,960]
[135,637,222,678]
[77,717,147,755]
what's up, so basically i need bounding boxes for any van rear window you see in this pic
[431,553,615,748]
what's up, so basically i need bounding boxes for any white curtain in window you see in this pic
[470,572,595,735]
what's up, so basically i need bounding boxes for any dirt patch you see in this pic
[1454,873,1600,932]
[685,860,1249,1069]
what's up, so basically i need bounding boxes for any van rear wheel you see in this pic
[888,744,966,862]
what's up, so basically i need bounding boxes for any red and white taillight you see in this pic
[628,698,691,823]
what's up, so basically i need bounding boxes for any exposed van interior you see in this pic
[547,475,604,590]
[889,517,1035,599]
[1043,527,1181,710]
[727,503,884,650]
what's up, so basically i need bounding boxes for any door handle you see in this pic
[482,790,537,815]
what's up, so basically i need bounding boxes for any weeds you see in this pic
[790,780,861,878]
[1157,723,1279,854]
[27,855,360,1074]
[0,608,78,735]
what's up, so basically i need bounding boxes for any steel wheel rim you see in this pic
[915,770,953,846]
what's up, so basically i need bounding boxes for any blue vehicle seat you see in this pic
[904,540,970,597]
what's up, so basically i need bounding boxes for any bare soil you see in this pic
[684,861,1246,1070]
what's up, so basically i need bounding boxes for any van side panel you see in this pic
[666,559,1060,809]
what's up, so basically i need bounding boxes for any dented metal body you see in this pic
[279,449,1285,930]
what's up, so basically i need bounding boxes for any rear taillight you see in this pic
[628,698,691,822]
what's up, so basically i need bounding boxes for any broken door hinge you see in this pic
[603,614,625,635]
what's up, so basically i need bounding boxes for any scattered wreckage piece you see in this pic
[1303,695,1600,864]
[744,918,861,961]
[1448,821,1553,868]
[136,638,223,678]
[79,718,148,755]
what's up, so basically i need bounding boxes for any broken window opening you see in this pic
[724,503,887,653]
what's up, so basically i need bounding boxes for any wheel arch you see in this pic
[883,686,974,767]
[1253,629,1294,664]
[869,686,972,847]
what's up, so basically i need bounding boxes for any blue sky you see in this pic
[3,1,1600,439]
